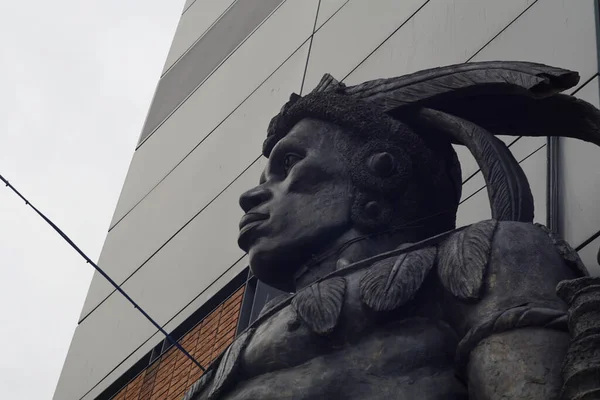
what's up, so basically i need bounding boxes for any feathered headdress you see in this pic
[265,61,600,223]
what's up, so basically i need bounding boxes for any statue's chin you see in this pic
[249,251,297,293]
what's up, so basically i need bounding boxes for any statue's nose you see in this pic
[239,185,272,213]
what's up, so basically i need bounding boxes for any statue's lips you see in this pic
[238,213,268,250]
[239,212,269,230]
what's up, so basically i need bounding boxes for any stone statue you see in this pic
[184,62,600,400]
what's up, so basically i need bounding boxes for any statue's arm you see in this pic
[466,324,569,399]
[448,221,579,399]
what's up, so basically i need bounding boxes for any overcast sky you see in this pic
[0,1,182,398]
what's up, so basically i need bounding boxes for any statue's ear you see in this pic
[350,191,394,232]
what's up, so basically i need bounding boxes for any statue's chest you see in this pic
[236,241,472,381]
[241,269,386,376]
[240,303,332,378]
[231,310,462,400]
[239,268,445,380]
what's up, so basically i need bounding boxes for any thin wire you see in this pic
[0,173,205,372]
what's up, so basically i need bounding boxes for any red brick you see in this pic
[223,295,243,312]
[107,285,247,400]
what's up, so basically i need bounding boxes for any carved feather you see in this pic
[416,108,534,222]
[312,73,345,93]
[291,277,346,336]
[429,93,600,148]
[346,61,578,108]
[438,220,498,300]
[345,60,600,148]
[360,247,437,312]
[208,329,254,400]
[337,61,600,147]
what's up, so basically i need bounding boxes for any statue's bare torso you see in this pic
[193,221,580,400]
[226,284,466,399]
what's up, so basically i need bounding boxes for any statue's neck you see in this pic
[293,229,412,290]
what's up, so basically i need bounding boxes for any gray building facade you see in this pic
[55,1,600,399]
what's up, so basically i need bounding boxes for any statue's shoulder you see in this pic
[436,219,499,301]
[437,219,586,302]
[358,245,437,313]
[289,245,440,333]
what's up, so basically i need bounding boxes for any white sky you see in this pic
[0,1,182,398]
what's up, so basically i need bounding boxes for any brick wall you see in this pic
[111,286,245,400]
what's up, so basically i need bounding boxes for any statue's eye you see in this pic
[283,153,302,175]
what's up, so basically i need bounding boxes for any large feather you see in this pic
[359,247,436,312]
[438,220,498,300]
[417,108,534,222]
[291,277,346,336]
[346,61,578,106]
[343,61,600,148]
[434,93,600,147]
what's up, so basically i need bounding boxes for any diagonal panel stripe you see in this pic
[138,0,285,145]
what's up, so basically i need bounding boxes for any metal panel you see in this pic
[162,0,237,74]
[182,0,196,14]
[315,0,348,28]
[345,0,535,85]
[54,292,157,400]
[80,43,309,320]
[303,0,428,92]
[559,77,600,248]
[116,158,264,325]
[109,0,317,229]
[470,0,598,81]
[340,0,535,182]
[140,0,285,143]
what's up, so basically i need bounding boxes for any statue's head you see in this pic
[238,90,462,290]
[237,63,598,291]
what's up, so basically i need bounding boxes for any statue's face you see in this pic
[238,118,354,289]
